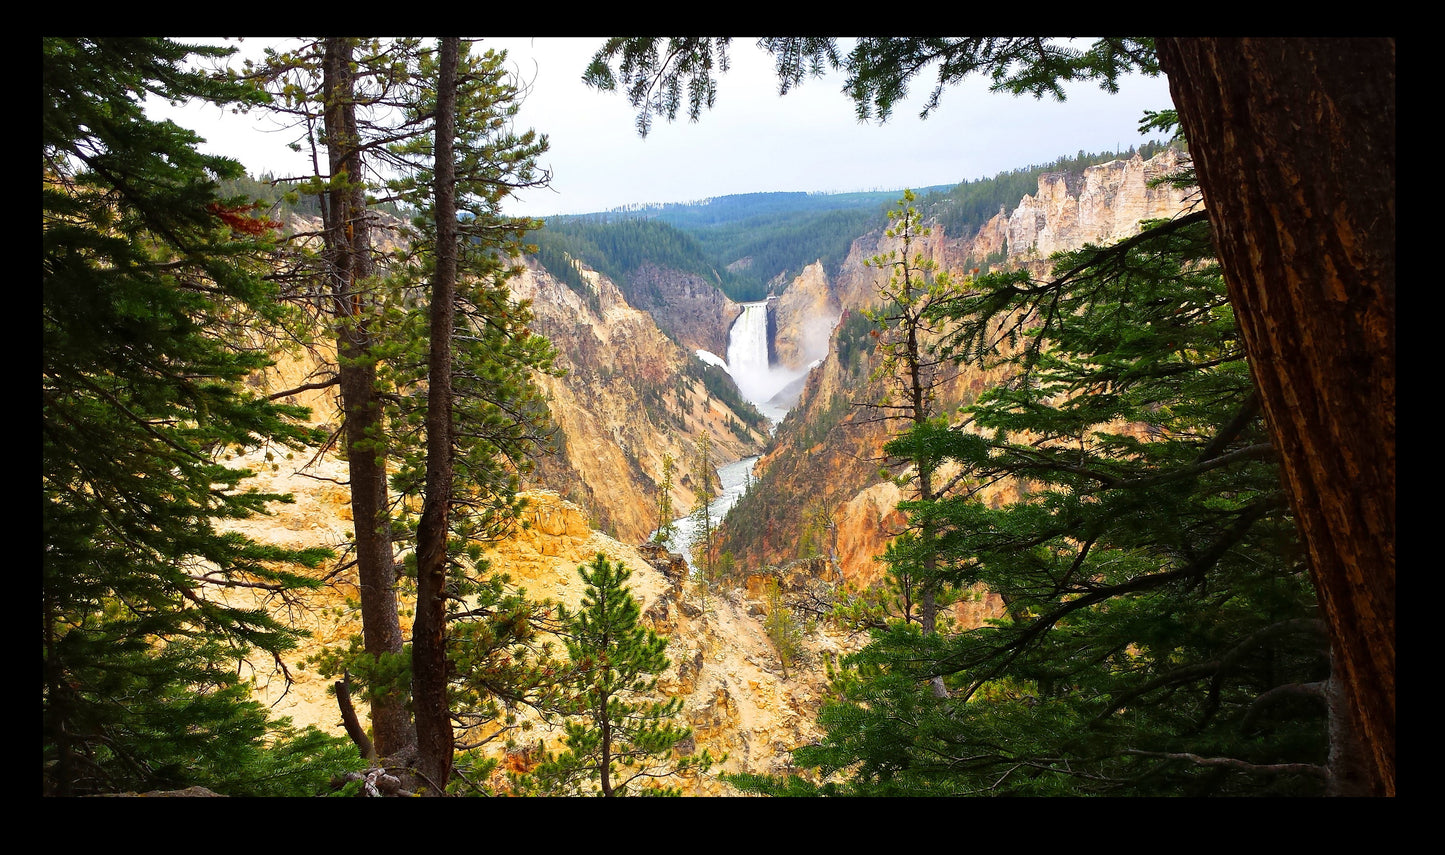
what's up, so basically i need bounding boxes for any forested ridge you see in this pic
[44,36,1391,798]
[533,143,1171,305]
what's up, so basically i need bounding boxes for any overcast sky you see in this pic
[151,38,1175,218]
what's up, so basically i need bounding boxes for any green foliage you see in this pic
[534,215,735,301]
[764,580,805,679]
[862,192,954,645]
[585,37,733,137]
[525,555,717,795]
[688,432,719,611]
[537,193,921,304]
[587,38,1158,134]
[832,308,882,376]
[760,205,1327,796]
[42,37,345,795]
[269,39,562,767]
[49,633,361,796]
[381,41,558,548]
[530,232,603,316]
[215,170,412,227]
[660,203,886,301]
[652,453,679,545]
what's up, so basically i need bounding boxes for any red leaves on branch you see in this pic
[206,201,281,236]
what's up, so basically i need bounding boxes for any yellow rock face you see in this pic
[221,452,855,794]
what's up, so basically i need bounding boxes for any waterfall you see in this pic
[726,302,774,406]
[663,301,812,560]
[723,301,807,424]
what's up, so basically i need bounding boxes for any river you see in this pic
[653,455,758,569]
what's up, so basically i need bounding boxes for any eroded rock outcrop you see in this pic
[772,261,841,371]
[621,262,742,357]
[1006,150,1188,260]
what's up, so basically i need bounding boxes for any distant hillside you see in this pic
[532,217,734,311]
[533,142,1177,304]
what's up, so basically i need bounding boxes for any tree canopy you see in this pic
[255,37,560,789]
[735,191,1329,796]
[589,34,1393,797]
[44,35,565,797]
[525,555,716,796]
[42,37,357,795]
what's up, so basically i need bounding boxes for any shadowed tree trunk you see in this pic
[412,35,460,793]
[323,37,415,762]
[1155,37,1394,796]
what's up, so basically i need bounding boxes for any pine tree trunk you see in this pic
[323,37,415,761]
[412,36,461,793]
[1155,37,1395,796]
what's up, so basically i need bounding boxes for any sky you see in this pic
[149,38,1176,218]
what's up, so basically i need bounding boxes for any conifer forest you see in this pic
[43,37,1393,797]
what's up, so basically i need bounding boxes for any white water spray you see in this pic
[723,301,810,424]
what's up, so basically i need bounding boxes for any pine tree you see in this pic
[738,184,1328,796]
[652,452,679,546]
[688,432,718,610]
[862,190,954,698]
[42,37,356,795]
[529,554,716,796]
[258,39,557,789]
[764,579,804,680]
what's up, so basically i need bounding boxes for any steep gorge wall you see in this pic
[513,258,767,542]
[771,261,841,371]
[726,151,1193,601]
[620,262,742,357]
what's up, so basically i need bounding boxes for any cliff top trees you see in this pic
[42,37,354,795]
[528,554,715,796]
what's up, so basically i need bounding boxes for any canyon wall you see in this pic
[724,150,1194,605]
[618,262,742,357]
[512,258,767,542]
[771,260,841,371]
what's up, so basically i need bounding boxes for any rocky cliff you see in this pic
[512,257,767,542]
[617,262,743,357]
[723,150,1193,607]
[771,260,841,371]
[222,446,855,795]
[1005,149,1190,260]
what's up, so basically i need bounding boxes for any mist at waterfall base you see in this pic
[723,302,816,425]
[653,301,821,567]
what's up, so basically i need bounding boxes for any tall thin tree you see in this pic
[411,35,460,791]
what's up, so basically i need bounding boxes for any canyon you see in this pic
[237,148,1193,793]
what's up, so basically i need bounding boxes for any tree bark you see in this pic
[323,37,416,761]
[334,672,377,761]
[412,36,461,793]
[1155,37,1394,796]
